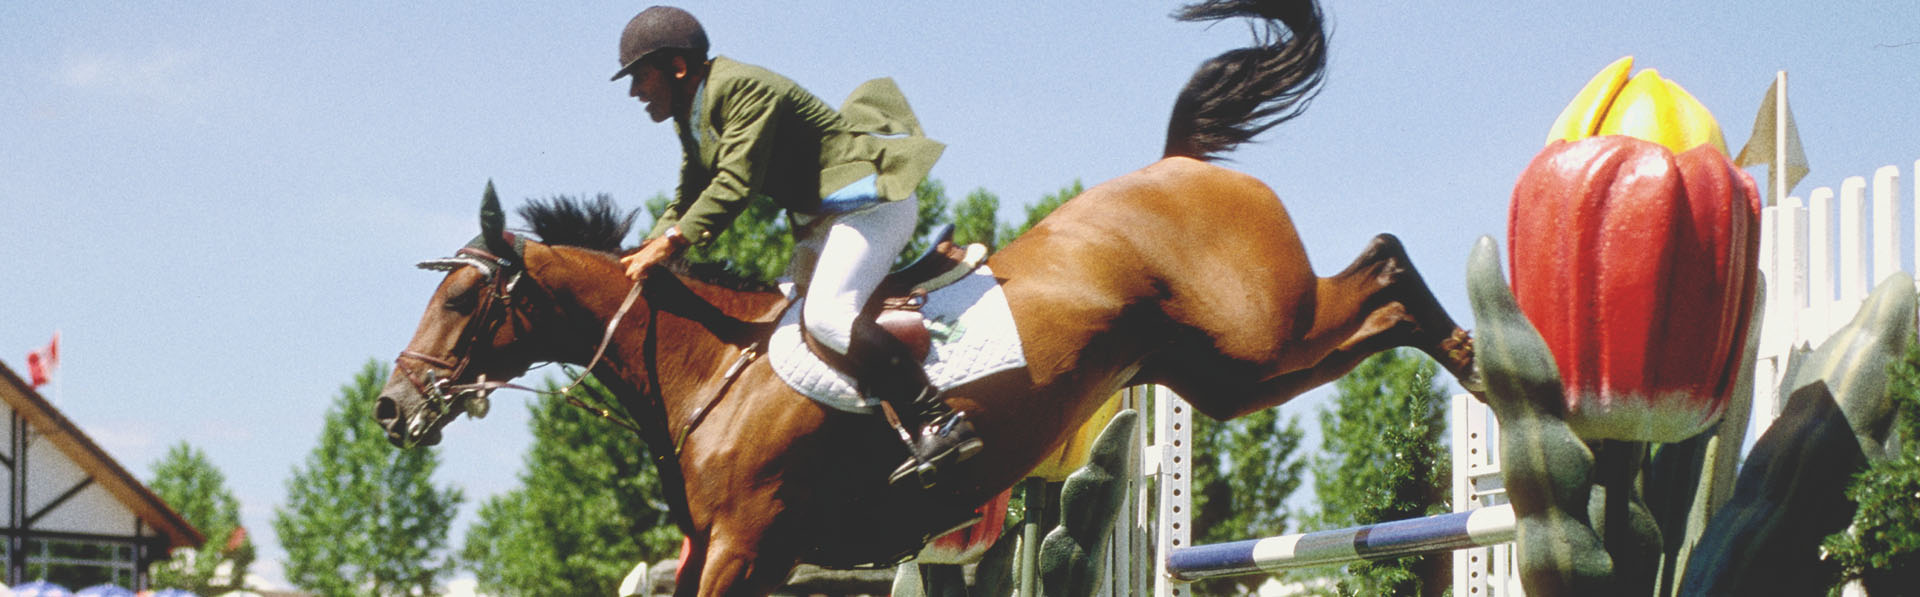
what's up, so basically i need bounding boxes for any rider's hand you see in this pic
[620,227,689,281]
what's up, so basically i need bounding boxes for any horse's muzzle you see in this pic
[375,393,444,448]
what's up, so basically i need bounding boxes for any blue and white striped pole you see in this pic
[1165,504,1516,581]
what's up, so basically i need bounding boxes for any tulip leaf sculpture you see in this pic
[1468,237,1613,595]
[1040,409,1139,597]
[1680,274,1915,595]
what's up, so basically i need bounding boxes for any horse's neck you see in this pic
[524,245,644,362]
[530,245,776,409]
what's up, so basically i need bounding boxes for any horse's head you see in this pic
[378,183,540,448]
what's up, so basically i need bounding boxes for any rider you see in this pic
[611,6,980,486]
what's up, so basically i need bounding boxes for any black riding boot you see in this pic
[844,318,985,488]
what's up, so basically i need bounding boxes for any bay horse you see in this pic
[377,0,1475,595]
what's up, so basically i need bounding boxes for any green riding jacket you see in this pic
[647,56,946,245]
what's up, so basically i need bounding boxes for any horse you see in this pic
[376,1,1476,595]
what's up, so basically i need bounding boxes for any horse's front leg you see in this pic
[673,534,709,597]
[696,517,799,597]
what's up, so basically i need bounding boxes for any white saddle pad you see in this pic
[769,266,1027,414]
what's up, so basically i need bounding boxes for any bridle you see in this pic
[393,245,527,446]
[393,238,760,451]
[394,234,765,536]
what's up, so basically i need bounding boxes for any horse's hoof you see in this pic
[1441,329,1482,398]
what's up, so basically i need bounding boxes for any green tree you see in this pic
[646,178,1017,283]
[997,180,1083,244]
[1824,341,1920,592]
[147,442,255,594]
[901,178,953,263]
[1309,348,1452,596]
[274,360,464,597]
[951,188,1001,249]
[461,372,681,596]
[1191,409,1308,596]
[646,191,794,283]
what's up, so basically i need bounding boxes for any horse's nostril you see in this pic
[375,397,401,432]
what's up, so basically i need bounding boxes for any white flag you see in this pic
[1733,72,1809,206]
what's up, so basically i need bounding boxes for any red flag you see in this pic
[225,525,250,553]
[27,332,59,387]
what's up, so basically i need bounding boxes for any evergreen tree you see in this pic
[1191,409,1308,596]
[1309,348,1452,596]
[147,442,254,594]
[1824,341,1920,592]
[274,360,464,597]
[461,372,681,596]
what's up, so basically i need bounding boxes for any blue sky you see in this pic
[5,1,1918,590]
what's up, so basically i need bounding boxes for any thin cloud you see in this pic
[58,45,204,106]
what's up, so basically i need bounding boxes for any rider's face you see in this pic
[628,58,684,124]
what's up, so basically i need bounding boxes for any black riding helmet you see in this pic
[611,6,710,81]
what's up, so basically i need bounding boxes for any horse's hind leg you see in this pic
[1359,234,1475,384]
[1173,234,1475,420]
[1272,233,1472,384]
[1184,301,1425,419]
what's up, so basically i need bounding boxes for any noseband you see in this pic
[395,246,524,444]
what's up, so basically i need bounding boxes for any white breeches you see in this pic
[797,193,919,356]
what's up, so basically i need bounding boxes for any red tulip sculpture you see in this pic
[1469,56,1767,596]
[1477,56,1920,597]
[1508,56,1762,443]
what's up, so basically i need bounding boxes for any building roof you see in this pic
[0,362,204,550]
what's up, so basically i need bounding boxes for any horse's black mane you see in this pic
[516,194,639,253]
[665,260,781,294]
[515,195,778,294]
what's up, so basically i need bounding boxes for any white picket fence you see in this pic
[1449,158,1920,596]
[1749,160,1920,442]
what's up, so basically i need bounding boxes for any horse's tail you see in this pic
[1162,0,1328,161]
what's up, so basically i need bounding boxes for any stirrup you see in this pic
[888,411,985,489]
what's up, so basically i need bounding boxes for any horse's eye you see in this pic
[443,284,480,314]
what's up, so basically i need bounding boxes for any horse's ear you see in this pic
[480,180,506,240]
[479,180,516,258]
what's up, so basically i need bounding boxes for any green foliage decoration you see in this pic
[1038,410,1140,597]
[1820,283,1920,592]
